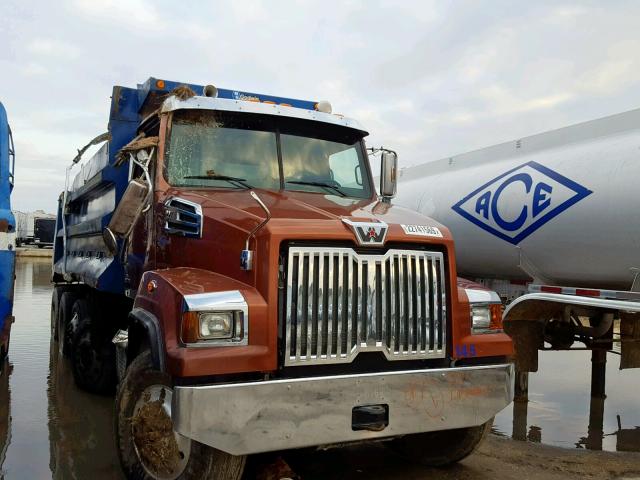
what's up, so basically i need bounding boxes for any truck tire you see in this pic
[116,350,246,480]
[58,291,79,357]
[70,298,117,395]
[387,419,492,467]
[51,289,61,341]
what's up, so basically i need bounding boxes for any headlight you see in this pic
[181,290,249,346]
[470,303,503,334]
[199,312,234,339]
[182,310,245,344]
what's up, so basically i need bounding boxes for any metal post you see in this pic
[512,369,530,441]
[514,370,529,401]
[512,397,528,441]
[586,348,607,450]
[591,349,606,399]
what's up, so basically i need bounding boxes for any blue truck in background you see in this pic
[0,102,16,358]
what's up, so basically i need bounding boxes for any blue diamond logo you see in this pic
[452,161,592,245]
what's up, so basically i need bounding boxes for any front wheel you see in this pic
[116,350,246,480]
[387,420,492,467]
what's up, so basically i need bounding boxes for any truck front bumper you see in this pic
[172,363,513,455]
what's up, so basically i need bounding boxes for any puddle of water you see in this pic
[0,258,635,479]
[493,349,640,452]
[0,258,122,479]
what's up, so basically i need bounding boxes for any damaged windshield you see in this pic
[165,110,372,199]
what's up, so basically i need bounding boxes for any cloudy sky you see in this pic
[2,0,640,212]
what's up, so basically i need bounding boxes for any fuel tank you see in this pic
[395,107,640,290]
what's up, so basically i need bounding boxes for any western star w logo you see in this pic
[452,161,592,245]
[342,219,388,246]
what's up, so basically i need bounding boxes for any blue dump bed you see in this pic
[0,102,16,355]
[53,77,318,294]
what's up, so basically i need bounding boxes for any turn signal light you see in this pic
[490,303,503,331]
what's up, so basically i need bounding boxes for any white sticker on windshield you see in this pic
[401,224,443,238]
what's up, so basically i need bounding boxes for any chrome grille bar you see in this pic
[284,247,447,366]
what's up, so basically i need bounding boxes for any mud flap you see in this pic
[503,320,544,372]
[620,313,640,370]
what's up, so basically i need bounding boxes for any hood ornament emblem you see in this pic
[342,219,389,246]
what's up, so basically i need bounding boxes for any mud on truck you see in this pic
[51,78,514,479]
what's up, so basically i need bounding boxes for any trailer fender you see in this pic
[503,293,640,371]
[128,307,166,372]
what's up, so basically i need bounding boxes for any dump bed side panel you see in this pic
[53,86,140,293]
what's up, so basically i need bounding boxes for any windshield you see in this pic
[165,110,372,199]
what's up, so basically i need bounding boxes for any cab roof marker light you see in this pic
[203,85,218,98]
[155,79,165,89]
[315,101,332,114]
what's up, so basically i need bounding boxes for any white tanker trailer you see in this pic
[394,107,640,372]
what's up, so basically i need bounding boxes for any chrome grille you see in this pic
[284,246,447,366]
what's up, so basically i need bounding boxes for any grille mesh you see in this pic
[284,246,447,366]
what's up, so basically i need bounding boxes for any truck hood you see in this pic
[167,188,452,239]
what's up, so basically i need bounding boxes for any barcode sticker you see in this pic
[400,224,443,237]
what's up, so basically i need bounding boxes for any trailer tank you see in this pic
[395,107,640,290]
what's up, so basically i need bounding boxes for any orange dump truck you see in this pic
[51,78,513,479]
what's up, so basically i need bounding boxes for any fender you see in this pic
[134,267,271,377]
[503,293,640,371]
[128,307,166,372]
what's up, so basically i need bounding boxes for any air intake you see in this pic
[164,197,203,238]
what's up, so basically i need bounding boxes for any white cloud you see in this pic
[70,0,166,32]
[20,62,48,77]
[26,38,81,58]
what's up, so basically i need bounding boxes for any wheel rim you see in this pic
[131,384,192,480]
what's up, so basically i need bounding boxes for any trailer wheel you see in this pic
[70,298,117,395]
[116,350,246,480]
[387,419,492,467]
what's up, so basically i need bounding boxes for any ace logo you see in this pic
[452,161,592,245]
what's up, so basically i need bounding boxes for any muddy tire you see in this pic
[387,419,492,467]
[51,285,75,341]
[70,298,117,395]
[58,291,79,356]
[116,351,246,480]
[51,289,61,341]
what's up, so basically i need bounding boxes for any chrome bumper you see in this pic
[173,363,514,455]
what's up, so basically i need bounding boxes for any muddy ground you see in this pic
[276,434,640,480]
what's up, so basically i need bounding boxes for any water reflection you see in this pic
[0,359,12,477]
[494,348,640,452]
[2,259,122,478]
[48,339,122,479]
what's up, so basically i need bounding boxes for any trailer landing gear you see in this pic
[116,350,246,480]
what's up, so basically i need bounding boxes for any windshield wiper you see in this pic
[184,174,253,189]
[286,180,346,197]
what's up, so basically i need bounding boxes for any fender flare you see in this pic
[128,307,166,372]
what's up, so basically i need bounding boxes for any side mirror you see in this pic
[103,178,149,255]
[380,151,398,200]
